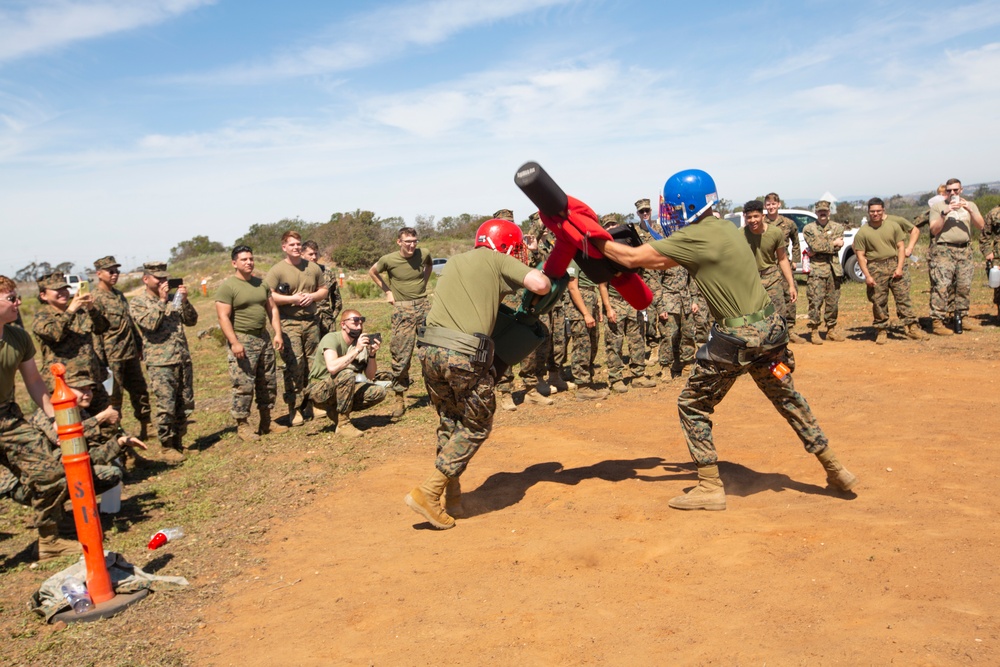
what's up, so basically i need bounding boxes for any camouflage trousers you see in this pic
[305,368,387,418]
[928,244,973,321]
[605,298,646,382]
[781,271,798,330]
[643,301,660,344]
[866,257,917,329]
[677,314,828,466]
[147,362,194,448]
[0,402,67,532]
[109,356,151,423]
[806,270,841,328]
[568,289,600,383]
[419,344,495,478]
[279,318,319,407]
[760,266,787,316]
[658,309,697,373]
[521,304,568,380]
[389,298,430,394]
[227,332,277,419]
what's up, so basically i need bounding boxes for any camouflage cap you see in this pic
[600,213,618,228]
[64,365,96,388]
[815,201,831,212]
[528,211,540,223]
[634,198,651,212]
[143,261,169,278]
[94,255,121,271]
[493,208,515,222]
[37,272,69,291]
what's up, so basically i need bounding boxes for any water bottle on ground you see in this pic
[148,527,184,550]
[61,576,94,614]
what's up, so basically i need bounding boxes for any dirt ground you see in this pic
[186,334,1000,666]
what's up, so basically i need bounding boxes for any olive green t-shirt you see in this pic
[309,332,366,382]
[0,323,34,405]
[885,214,915,234]
[743,224,786,271]
[855,221,905,262]
[426,247,532,336]
[651,216,771,322]
[215,276,270,335]
[374,249,432,301]
[930,200,981,244]
[567,260,597,289]
[264,259,324,319]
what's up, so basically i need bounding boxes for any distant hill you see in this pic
[786,181,1000,208]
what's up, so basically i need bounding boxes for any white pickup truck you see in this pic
[724,209,863,283]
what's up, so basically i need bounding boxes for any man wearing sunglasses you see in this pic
[0,275,81,561]
[368,227,432,421]
[928,178,986,335]
[305,310,386,438]
[92,256,152,440]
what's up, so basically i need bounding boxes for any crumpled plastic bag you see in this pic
[31,550,189,622]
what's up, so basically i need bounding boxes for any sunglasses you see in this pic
[104,268,120,274]
[945,187,961,193]
[343,317,366,324]
[3,294,21,303]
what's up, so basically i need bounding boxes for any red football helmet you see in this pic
[475,218,526,261]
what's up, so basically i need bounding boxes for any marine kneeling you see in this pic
[304,310,387,437]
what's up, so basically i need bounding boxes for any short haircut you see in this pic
[937,184,947,195]
[764,192,781,204]
[281,230,302,244]
[302,240,319,253]
[231,245,252,260]
[744,200,764,214]
[945,178,961,187]
[0,276,15,293]
[867,197,885,209]
[398,227,417,239]
[341,309,361,322]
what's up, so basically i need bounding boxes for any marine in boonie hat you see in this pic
[143,261,169,279]
[815,201,831,212]
[94,255,121,271]
[492,208,515,222]
[600,213,618,228]
[528,211,540,223]
[37,272,69,291]
[634,198,651,212]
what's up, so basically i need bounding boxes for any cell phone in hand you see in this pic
[167,278,184,289]
[367,332,382,346]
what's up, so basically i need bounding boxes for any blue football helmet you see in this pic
[651,169,720,239]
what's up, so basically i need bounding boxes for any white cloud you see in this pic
[177,0,580,85]
[0,0,215,64]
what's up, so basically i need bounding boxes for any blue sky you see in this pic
[1,0,998,275]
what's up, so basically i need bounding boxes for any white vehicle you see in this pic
[724,209,863,283]
[431,258,448,275]
[66,274,91,295]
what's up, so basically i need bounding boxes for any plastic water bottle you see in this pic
[801,252,811,273]
[988,260,1000,289]
[171,290,184,309]
[61,577,94,614]
[148,527,184,550]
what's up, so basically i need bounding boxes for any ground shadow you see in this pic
[463,457,671,517]
[142,552,175,574]
[188,426,231,452]
[666,461,857,500]
[0,542,36,571]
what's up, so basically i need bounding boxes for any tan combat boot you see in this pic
[631,376,657,388]
[547,371,569,393]
[575,385,610,401]
[668,464,727,511]
[610,380,629,394]
[391,391,406,420]
[499,392,517,411]
[816,447,858,491]
[37,525,81,562]
[336,419,365,438]
[808,325,824,345]
[931,320,954,336]
[875,329,888,345]
[236,418,260,442]
[157,440,186,464]
[826,325,846,342]
[524,387,555,405]
[906,323,929,340]
[405,469,456,529]
[258,407,288,435]
[444,476,464,518]
[788,330,806,344]
[311,405,327,418]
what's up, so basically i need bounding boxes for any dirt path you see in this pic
[190,340,1000,666]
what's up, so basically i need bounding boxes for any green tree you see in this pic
[233,218,319,255]
[170,235,226,263]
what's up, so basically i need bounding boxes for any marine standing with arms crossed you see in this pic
[593,170,857,511]
[368,227,432,421]
[404,219,550,530]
